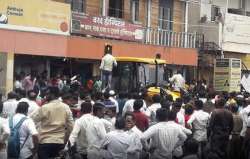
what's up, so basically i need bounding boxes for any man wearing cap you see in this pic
[103,92,117,128]
[85,102,107,159]
[100,44,117,91]
[109,90,119,114]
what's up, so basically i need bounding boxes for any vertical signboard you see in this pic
[214,58,241,92]
[230,59,241,92]
[214,59,230,92]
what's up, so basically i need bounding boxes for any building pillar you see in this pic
[102,0,109,16]
[0,52,14,97]
[146,0,151,43]
[147,0,151,28]
[184,1,189,48]
[92,62,100,77]
[46,59,50,79]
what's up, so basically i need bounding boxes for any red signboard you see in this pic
[71,12,144,42]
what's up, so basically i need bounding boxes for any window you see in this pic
[113,62,134,92]
[158,7,171,29]
[131,0,139,22]
[109,0,124,18]
[71,0,86,13]
[158,0,173,30]
[211,5,220,21]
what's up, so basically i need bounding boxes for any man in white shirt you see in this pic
[0,102,10,159]
[3,92,18,118]
[102,92,117,131]
[125,112,143,137]
[100,117,139,159]
[124,112,143,159]
[19,90,39,116]
[99,47,117,91]
[244,116,250,159]
[8,102,38,159]
[170,110,192,158]
[169,70,185,92]
[85,102,107,159]
[146,94,162,123]
[14,75,23,90]
[141,108,187,159]
[122,93,148,116]
[172,101,185,127]
[109,90,119,114]
[187,100,210,159]
[240,97,250,137]
[69,102,93,158]
[122,96,135,116]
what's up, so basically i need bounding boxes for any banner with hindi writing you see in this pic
[71,12,144,42]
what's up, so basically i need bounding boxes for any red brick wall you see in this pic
[124,0,131,21]
[173,0,185,32]
[124,0,147,26]
[151,0,159,28]
[86,0,101,16]
[52,0,184,32]
[139,0,147,26]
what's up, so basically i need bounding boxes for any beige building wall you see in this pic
[0,52,14,96]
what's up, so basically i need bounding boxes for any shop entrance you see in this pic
[14,54,97,86]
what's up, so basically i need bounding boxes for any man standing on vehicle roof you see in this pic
[100,44,117,91]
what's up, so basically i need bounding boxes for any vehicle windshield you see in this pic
[112,62,136,92]
[142,63,168,86]
[112,62,169,92]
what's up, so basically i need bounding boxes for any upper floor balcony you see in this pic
[71,11,204,49]
[191,13,250,54]
[188,0,250,53]
[0,0,203,49]
[145,28,204,48]
[67,0,203,49]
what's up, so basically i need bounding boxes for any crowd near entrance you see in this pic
[0,48,249,159]
[13,54,96,94]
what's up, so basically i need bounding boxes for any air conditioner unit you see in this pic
[200,15,207,23]
[71,19,81,32]
[211,5,221,22]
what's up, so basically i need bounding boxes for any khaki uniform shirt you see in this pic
[31,100,74,144]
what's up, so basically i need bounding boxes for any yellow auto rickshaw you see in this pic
[112,57,180,100]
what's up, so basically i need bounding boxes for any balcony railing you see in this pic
[71,11,204,49]
[145,28,204,49]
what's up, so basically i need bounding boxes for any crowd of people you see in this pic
[0,70,250,159]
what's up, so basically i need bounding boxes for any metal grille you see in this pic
[145,28,204,48]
